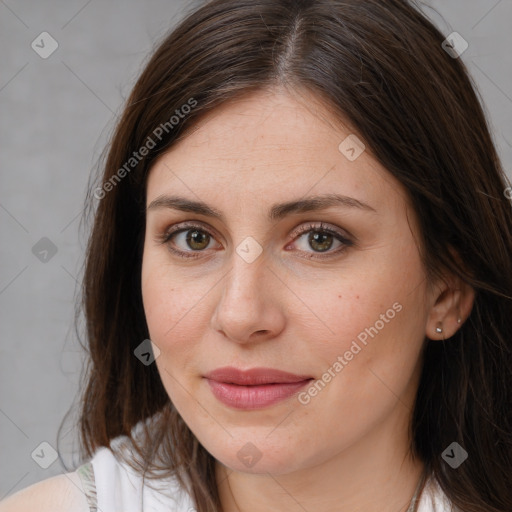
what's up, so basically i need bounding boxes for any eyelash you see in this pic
[156,221,354,260]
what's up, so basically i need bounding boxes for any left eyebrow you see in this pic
[146,193,377,222]
[268,193,377,220]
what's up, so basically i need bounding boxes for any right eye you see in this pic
[158,223,221,259]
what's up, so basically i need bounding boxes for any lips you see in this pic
[204,367,313,385]
[203,367,313,409]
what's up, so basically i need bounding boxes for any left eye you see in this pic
[293,230,343,254]
[288,223,353,258]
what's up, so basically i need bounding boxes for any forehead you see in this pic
[145,88,409,217]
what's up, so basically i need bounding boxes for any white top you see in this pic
[78,446,196,511]
[72,436,457,512]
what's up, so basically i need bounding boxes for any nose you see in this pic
[210,252,286,345]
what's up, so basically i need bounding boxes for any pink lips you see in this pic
[203,367,313,409]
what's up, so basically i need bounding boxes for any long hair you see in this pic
[76,1,512,511]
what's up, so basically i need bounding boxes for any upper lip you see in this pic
[204,367,313,385]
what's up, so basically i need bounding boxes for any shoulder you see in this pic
[0,471,89,512]
[0,417,194,512]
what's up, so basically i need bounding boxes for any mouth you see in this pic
[203,367,314,409]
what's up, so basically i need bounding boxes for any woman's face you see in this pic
[141,88,436,475]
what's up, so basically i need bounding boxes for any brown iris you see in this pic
[308,231,334,252]
[186,229,210,250]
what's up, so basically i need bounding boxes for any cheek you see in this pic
[294,243,427,387]
[141,255,207,414]
[141,250,201,361]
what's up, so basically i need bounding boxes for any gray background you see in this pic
[1,0,511,499]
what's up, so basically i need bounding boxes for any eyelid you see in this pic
[291,221,354,243]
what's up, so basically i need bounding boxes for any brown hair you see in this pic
[74,0,512,510]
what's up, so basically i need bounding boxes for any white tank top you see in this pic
[76,445,196,512]
[75,436,457,512]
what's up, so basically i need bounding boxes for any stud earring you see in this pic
[435,325,443,334]
[457,318,462,324]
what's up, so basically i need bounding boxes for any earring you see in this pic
[435,325,443,334]
[457,318,462,324]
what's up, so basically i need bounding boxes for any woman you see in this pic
[2,0,511,511]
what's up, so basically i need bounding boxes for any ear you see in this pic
[425,268,475,341]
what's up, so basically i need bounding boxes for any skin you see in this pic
[141,86,474,512]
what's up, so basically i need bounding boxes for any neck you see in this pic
[215,406,426,512]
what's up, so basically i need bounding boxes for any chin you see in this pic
[202,435,311,476]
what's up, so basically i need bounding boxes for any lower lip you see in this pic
[205,378,312,409]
